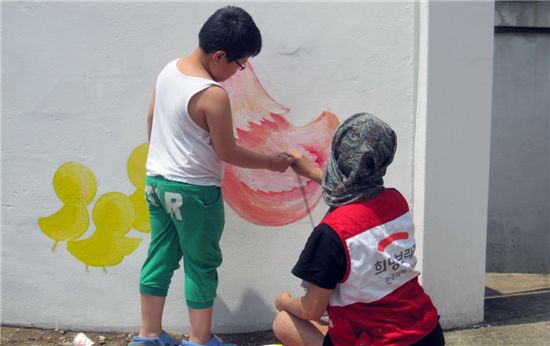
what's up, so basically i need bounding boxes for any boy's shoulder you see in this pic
[199,83,227,102]
[191,82,228,117]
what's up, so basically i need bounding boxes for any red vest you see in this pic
[322,189,438,346]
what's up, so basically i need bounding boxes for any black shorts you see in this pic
[322,322,445,346]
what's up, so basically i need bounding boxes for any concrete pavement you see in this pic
[444,273,550,346]
[1,273,548,345]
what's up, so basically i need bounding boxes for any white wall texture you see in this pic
[2,2,417,332]
[414,1,495,328]
[1,0,494,333]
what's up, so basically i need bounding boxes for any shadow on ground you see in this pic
[484,288,550,325]
[444,273,550,346]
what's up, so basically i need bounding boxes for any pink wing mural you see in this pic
[220,64,339,226]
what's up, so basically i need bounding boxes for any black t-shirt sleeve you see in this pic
[291,224,347,290]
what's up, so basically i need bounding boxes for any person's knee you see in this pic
[139,265,177,295]
[272,311,292,340]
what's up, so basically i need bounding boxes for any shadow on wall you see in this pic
[486,28,550,274]
[214,288,276,332]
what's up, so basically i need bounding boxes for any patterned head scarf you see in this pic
[322,113,397,208]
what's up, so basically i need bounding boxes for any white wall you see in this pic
[414,1,495,328]
[2,2,417,332]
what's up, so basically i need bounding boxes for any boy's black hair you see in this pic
[199,6,262,62]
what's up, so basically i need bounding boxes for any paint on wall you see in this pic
[37,65,338,267]
[3,1,419,332]
[38,162,97,251]
[67,192,140,270]
[127,143,151,233]
[38,145,149,269]
[221,63,339,226]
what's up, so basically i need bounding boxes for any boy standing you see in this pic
[130,6,293,346]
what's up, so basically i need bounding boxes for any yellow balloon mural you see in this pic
[39,143,151,269]
[38,162,97,251]
[67,192,141,269]
[127,143,150,233]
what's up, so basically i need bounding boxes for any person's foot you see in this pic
[181,335,236,346]
[128,338,162,346]
[128,330,181,346]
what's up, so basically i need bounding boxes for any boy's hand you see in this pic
[287,151,323,184]
[267,153,293,172]
[275,291,293,311]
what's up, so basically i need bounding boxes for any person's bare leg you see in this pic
[139,294,166,338]
[188,307,213,344]
[272,311,328,346]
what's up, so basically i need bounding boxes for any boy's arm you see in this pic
[202,86,292,172]
[147,86,156,142]
[275,284,333,321]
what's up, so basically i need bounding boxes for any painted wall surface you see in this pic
[2,2,418,332]
[487,32,550,273]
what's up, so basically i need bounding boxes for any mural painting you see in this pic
[38,63,339,267]
[220,63,339,226]
[38,146,147,270]
[127,143,151,233]
[38,162,98,251]
[67,192,140,270]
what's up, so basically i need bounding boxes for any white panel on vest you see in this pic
[330,212,419,307]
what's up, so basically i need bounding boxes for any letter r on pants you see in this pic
[165,192,183,220]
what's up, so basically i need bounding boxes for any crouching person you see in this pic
[273,113,445,346]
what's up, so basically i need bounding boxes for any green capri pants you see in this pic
[140,175,225,309]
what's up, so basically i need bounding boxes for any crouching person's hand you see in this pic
[275,291,292,311]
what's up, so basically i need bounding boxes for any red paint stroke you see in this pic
[220,64,339,226]
[377,232,410,252]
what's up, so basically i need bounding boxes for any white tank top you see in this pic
[146,59,224,186]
